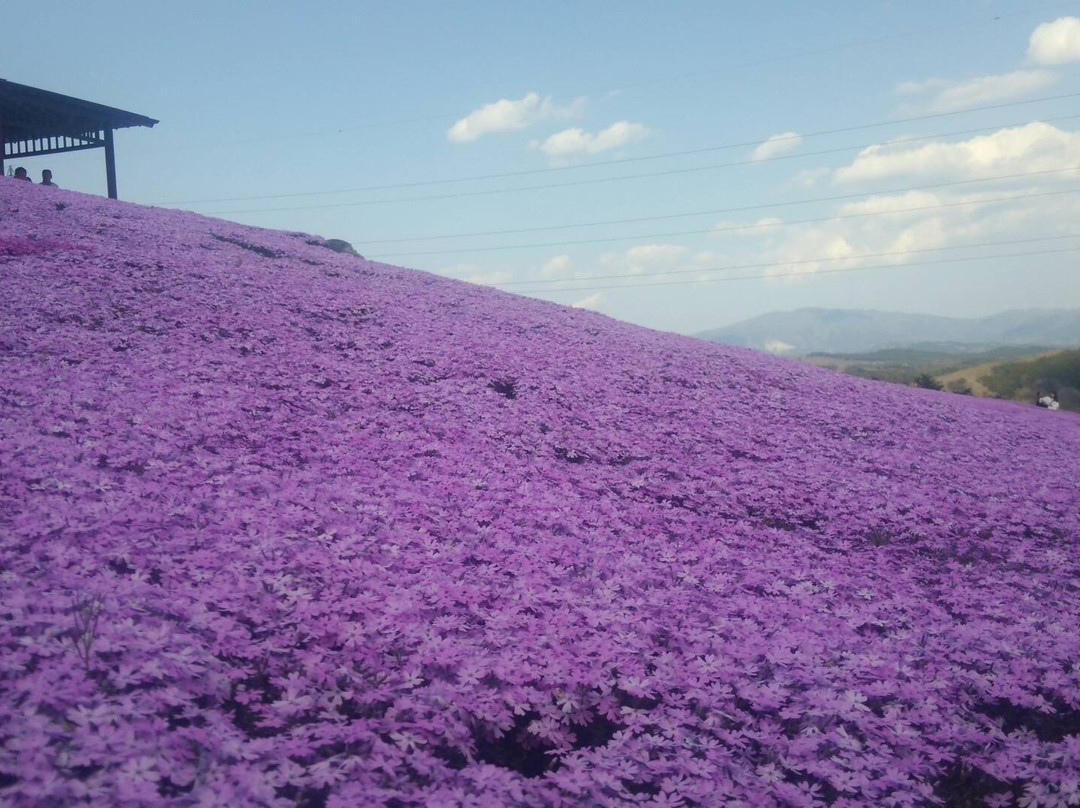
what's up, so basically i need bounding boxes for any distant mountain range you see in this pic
[696,308,1080,355]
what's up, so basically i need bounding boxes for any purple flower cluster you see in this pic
[1,178,1079,807]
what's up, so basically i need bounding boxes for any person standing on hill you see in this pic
[40,170,57,188]
[12,167,31,182]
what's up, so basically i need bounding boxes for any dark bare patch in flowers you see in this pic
[473,713,559,778]
[212,234,282,259]
[276,784,329,808]
[933,760,1012,808]
[554,446,588,464]
[489,378,517,399]
[975,698,1080,742]
[572,713,622,749]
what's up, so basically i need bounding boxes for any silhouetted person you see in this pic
[40,170,57,188]
[13,167,31,182]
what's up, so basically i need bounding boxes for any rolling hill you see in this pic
[3,178,1080,807]
[697,307,1080,355]
[936,350,1068,398]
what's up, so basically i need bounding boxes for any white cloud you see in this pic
[447,92,584,143]
[528,244,688,290]
[896,78,947,95]
[894,69,1056,113]
[835,189,955,216]
[538,254,572,279]
[792,167,829,188]
[1029,16,1080,64]
[751,132,803,161]
[537,121,649,159]
[439,263,512,286]
[624,243,687,273]
[700,181,1080,285]
[834,122,1080,184]
[571,293,603,310]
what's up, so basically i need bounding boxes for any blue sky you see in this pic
[4,0,1080,335]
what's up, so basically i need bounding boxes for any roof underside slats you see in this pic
[0,79,157,144]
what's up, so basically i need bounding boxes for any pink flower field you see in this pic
[1,178,1079,807]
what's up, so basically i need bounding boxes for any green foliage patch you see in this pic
[980,349,1080,411]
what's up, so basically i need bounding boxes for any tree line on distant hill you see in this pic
[979,349,1080,411]
[811,348,1080,412]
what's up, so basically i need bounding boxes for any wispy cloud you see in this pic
[447,92,584,143]
[750,132,802,161]
[895,69,1056,113]
[535,121,649,161]
[438,263,512,286]
[700,177,1080,284]
[622,243,688,273]
[709,217,784,237]
[791,167,829,188]
[527,244,689,290]
[538,254,572,279]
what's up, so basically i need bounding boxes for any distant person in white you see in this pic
[1036,391,1060,411]
[40,169,57,188]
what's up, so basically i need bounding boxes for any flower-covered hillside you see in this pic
[1,178,1079,808]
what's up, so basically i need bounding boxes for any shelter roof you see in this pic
[0,79,158,143]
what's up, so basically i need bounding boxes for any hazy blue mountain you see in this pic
[696,308,1080,355]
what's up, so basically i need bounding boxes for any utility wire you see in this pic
[368,185,1080,258]
[356,164,1080,245]
[195,114,1080,215]
[501,233,1080,289]
[518,244,1080,294]
[158,94,1080,206]
[130,0,1072,157]
[575,1,1074,98]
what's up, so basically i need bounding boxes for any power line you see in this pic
[577,1,1074,98]
[356,164,1080,245]
[128,2,1071,160]
[368,184,1080,259]
[157,94,1080,207]
[501,233,1080,289]
[194,114,1080,215]
[515,244,1080,294]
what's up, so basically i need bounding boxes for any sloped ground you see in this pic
[1,178,1078,807]
[936,350,1065,399]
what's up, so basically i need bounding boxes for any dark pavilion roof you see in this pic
[0,79,158,144]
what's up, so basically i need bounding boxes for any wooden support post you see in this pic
[104,128,117,199]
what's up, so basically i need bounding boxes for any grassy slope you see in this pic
[937,349,1066,397]
[804,348,1077,408]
